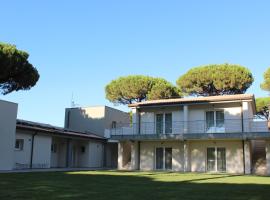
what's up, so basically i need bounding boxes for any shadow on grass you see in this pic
[0,171,269,200]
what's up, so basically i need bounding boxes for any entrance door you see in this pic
[72,146,77,167]
[156,148,164,170]
[207,147,226,172]
[207,147,216,172]
[155,147,172,170]
[217,148,226,172]
[165,148,172,170]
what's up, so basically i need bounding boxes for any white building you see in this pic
[0,100,129,171]
[108,94,270,175]
[2,94,270,175]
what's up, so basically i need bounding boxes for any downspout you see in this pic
[241,102,244,133]
[242,140,246,175]
[30,131,37,169]
[138,141,140,170]
[138,109,141,135]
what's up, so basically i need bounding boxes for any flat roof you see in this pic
[16,119,106,141]
[129,94,255,107]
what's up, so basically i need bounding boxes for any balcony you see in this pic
[109,119,270,140]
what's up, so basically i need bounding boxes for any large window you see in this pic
[155,147,172,170]
[207,147,226,172]
[156,113,172,134]
[15,139,24,151]
[206,110,225,133]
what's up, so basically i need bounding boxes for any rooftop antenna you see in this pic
[71,92,76,108]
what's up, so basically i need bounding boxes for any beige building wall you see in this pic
[189,140,244,173]
[0,100,18,170]
[15,130,52,169]
[137,140,245,173]
[65,106,129,137]
[140,141,184,171]
[14,131,32,168]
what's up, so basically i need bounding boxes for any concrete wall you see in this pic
[50,137,67,168]
[136,140,245,173]
[14,131,32,168]
[0,100,18,170]
[266,140,270,175]
[140,141,184,171]
[32,134,52,168]
[65,106,106,136]
[65,106,129,137]
[89,141,104,168]
[104,106,130,129]
[15,130,52,169]
[105,143,118,168]
[189,140,244,173]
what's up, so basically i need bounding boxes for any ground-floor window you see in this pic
[207,147,226,172]
[155,147,172,170]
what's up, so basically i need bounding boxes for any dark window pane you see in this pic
[206,111,215,131]
[165,113,172,134]
[216,111,225,128]
[165,148,172,170]
[207,147,216,171]
[156,114,164,134]
[156,148,164,169]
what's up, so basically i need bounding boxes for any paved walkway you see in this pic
[0,167,111,173]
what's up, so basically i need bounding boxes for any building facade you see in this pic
[109,94,270,174]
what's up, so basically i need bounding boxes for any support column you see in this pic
[132,108,140,134]
[184,141,190,172]
[183,105,189,134]
[242,101,250,132]
[118,142,123,170]
[131,141,139,170]
[266,140,270,175]
[244,140,251,174]
[66,139,72,168]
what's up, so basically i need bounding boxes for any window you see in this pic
[111,121,117,129]
[51,144,57,153]
[81,146,85,153]
[156,114,163,134]
[206,111,225,133]
[15,139,24,151]
[207,147,226,172]
[156,113,172,134]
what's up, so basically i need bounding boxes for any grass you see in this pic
[1,171,270,200]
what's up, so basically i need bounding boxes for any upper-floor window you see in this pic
[15,139,24,151]
[156,113,172,134]
[206,110,225,133]
[111,121,117,129]
[51,143,57,153]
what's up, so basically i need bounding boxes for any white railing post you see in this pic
[183,105,189,134]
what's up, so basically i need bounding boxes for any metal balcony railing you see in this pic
[109,119,270,136]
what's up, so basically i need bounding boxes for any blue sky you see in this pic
[1,0,270,126]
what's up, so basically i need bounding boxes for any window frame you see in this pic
[205,110,225,133]
[155,112,173,134]
[15,139,24,151]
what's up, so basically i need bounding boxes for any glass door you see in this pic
[206,111,225,133]
[216,111,225,132]
[165,113,172,134]
[206,111,215,132]
[155,147,164,170]
[165,148,172,170]
[217,148,226,172]
[156,114,164,134]
[207,147,216,172]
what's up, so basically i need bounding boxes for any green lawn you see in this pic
[1,171,270,200]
